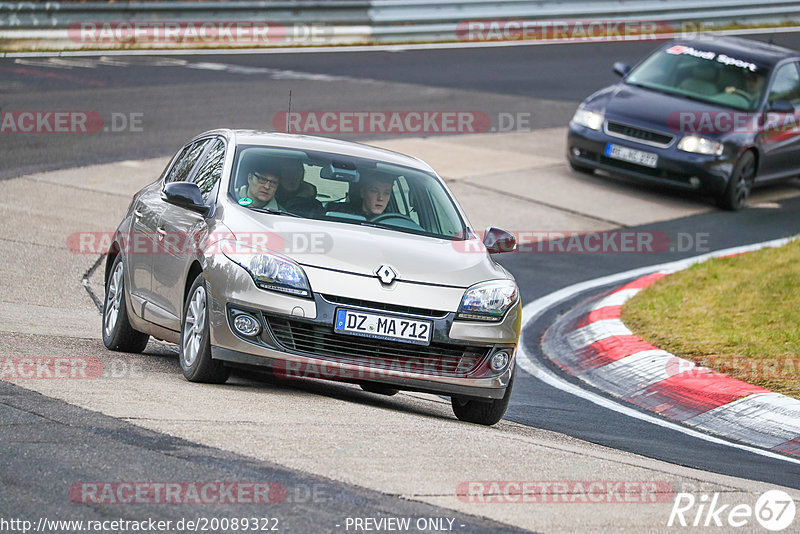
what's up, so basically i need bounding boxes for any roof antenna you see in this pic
[285,90,292,133]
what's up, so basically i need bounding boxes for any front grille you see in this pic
[606,121,674,147]
[267,317,488,377]
[322,294,449,318]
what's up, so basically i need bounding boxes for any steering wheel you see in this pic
[370,213,424,230]
[725,88,753,106]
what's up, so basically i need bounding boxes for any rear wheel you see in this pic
[102,255,149,353]
[717,151,756,211]
[451,370,514,426]
[180,274,229,384]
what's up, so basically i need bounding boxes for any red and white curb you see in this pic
[542,253,800,458]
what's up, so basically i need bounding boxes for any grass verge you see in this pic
[621,239,800,399]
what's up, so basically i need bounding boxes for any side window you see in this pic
[165,139,210,184]
[190,139,226,201]
[769,63,800,106]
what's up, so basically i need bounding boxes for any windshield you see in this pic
[228,145,467,240]
[626,44,769,111]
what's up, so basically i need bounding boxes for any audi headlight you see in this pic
[677,135,724,156]
[457,280,518,321]
[223,244,311,298]
[571,108,604,131]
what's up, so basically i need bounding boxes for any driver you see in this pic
[330,171,395,219]
[360,172,393,217]
[726,70,765,104]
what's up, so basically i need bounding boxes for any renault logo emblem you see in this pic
[375,265,397,285]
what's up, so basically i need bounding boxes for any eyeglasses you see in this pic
[250,172,279,188]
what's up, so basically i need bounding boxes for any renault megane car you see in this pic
[567,35,800,210]
[102,129,521,425]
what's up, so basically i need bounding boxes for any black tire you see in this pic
[179,273,230,384]
[569,159,594,175]
[717,151,756,211]
[360,383,399,396]
[102,255,150,353]
[451,369,514,426]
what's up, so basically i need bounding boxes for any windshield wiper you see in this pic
[626,81,676,98]
[249,207,301,218]
[627,81,721,106]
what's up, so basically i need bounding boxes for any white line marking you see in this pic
[590,287,640,309]
[516,236,800,465]
[567,319,632,349]
[685,393,800,449]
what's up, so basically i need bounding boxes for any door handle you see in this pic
[133,209,143,218]
[157,227,167,241]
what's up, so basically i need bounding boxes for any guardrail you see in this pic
[1,0,799,50]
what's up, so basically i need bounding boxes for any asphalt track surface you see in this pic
[2,32,800,529]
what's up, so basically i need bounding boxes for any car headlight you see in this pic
[223,244,311,298]
[677,135,724,156]
[571,108,604,130]
[457,280,518,321]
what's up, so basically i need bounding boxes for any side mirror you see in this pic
[162,182,209,215]
[767,99,794,114]
[483,227,516,254]
[613,62,631,77]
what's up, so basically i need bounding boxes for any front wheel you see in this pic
[717,151,756,211]
[451,370,514,426]
[180,274,230,384]
[102,255,149,353]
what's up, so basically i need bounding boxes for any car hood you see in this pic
[217,204,508,288]
[589,83,735,136]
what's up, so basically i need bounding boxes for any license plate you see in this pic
[605,143,658,168]
[334,308,432,346]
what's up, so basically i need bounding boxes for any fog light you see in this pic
[689,176,701,188]
[490,351,510,372]
[233,313,261,336]
[571,147,581,157]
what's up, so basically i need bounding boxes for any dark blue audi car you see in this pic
[567,35,800,210]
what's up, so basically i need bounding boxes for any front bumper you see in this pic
[203,253,519,400]
[567,122,735,196]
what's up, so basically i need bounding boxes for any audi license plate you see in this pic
[605,143,658,168]
[334,309,431,346]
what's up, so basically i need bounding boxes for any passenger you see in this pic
[238,165,281,209]
[275,159,324,217]
[276,160,317,202]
